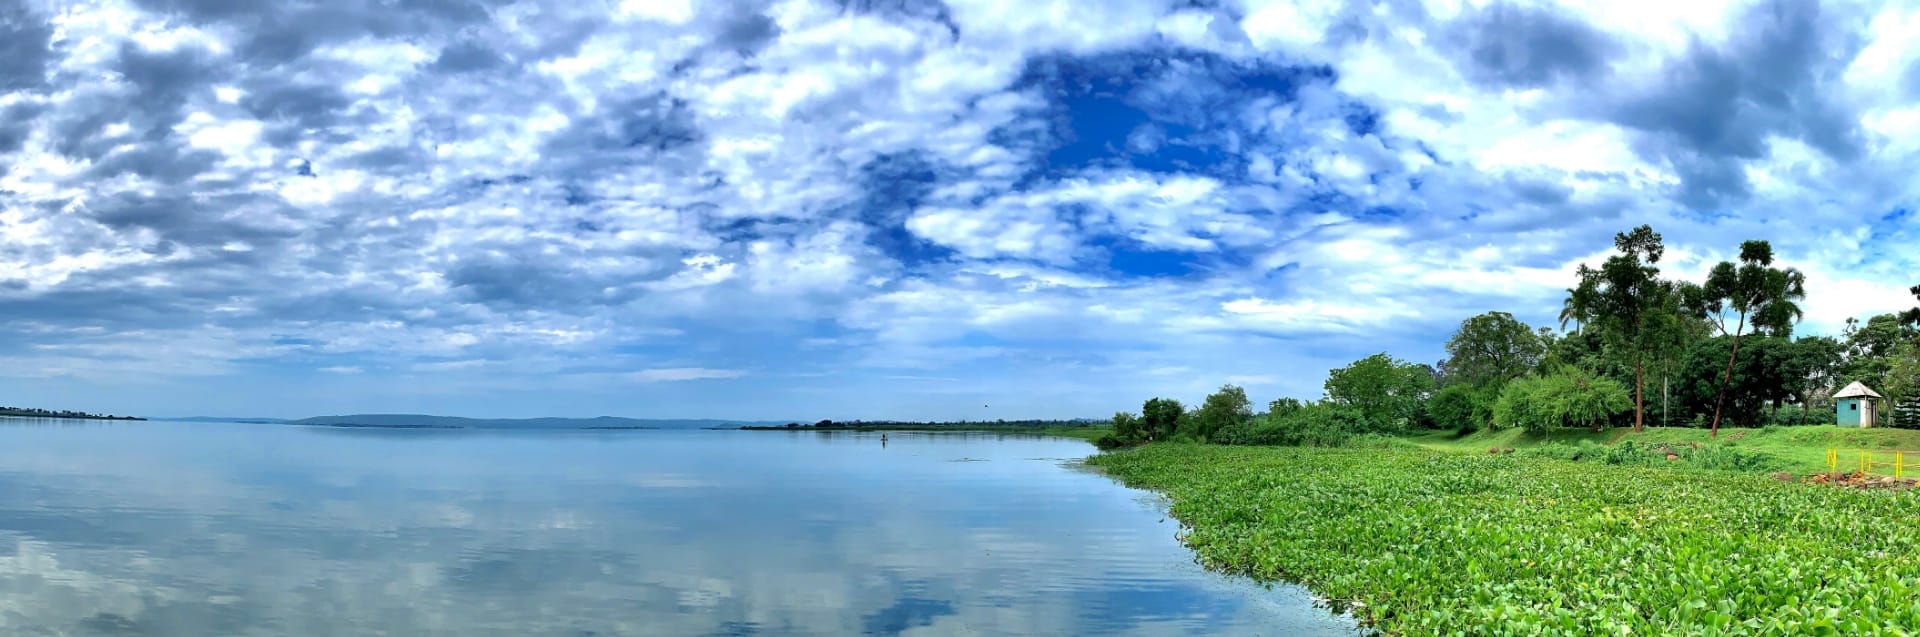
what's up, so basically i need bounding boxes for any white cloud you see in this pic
[628,368,746,382]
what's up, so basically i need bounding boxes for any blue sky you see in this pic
[2,0,1917,421]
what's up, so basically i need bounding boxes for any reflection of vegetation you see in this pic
[0,406,144,421]
[1092,443,1920,635]
[741,420,1110,442]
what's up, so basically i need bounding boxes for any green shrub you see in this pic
[1428,384,1480,434]
[1493,367,1632,433]
[1212,402,1373,447]
[1092,433,1133,450]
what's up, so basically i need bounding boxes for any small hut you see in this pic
[1834,382,1884,428]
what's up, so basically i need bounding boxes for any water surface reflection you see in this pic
[0,420,1357,636]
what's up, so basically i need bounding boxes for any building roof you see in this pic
[1834,381,1884,400]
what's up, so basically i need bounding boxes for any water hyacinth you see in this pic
[1088,444,1920,636]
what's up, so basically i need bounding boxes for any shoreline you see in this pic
[0,413,146,422]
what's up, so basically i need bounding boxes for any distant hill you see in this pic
[289,414,786,430]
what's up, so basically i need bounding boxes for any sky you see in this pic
[1,0,1917,421]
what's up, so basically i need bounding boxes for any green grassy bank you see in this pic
[1406,425,1920,474]
[1089,443,1920,635]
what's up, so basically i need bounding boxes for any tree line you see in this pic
[0,406,144,421]
[1099,226,1920,449]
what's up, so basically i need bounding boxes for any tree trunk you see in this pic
[1709,313,1749,438]
[1634,357,1646,433]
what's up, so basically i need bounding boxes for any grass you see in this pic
[1406,425,1920,474]
[1090,443,1920,635]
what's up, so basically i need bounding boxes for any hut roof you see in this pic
[1834,381,1884,400]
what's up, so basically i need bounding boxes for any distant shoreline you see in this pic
[0,411,146,422]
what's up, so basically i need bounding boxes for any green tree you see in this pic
[1692,240,1806,436]
[1324,353,1436,432]
[1674,337,1805,426]
[1793,336,1846,424]
[1189,384,1253,442]
[1567,225,1685,432]
[1140,397,1185,442]
[1428,384,1482,432]
[1442,312,1546,389]
[1492,367,1632,434]
[1902,285,1920,327]
[1885,341,1920,427]
[1111,411,1142,442]
[1215,402,1372,447]
[1267,397,1305,416]
[1841,314,1918,393]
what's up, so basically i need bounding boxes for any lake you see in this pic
[0,419,1358,636]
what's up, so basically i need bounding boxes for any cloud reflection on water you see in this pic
[0,422,1357,636]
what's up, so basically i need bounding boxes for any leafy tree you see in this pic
[1267,397,1305,416]
[1567,225,1687,432]
[1442,312,1546,389]
[1841,314,1919,393]
[1691,240,1806,436]
[1214,402,1373,447]
[1140,397,1185,442]
[1673,337,1804,426]
[1324,353,1436,433]
[1903,285,1920,327]
[1189,384,1253,442]
[1792,336,1846,424]
[1885,341,1920,427]
[1428,384,1486,433]
[1111,411,1142,442]
[1492,367,1633,434]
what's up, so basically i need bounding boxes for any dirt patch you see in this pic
[1802,471,1919,490]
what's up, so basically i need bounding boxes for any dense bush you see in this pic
[1324,353,1435,433]
[1428,384,1499,433]
[1211,402,1374,447]
[1184,384,1253,441]
[1493,367,1632,433]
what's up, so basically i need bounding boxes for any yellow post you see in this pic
[1861,451,1870,475]
[1898,451,1904,479]
[1828,449,1837,473]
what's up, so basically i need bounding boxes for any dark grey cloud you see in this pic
[442,238,680,311]
[431,39,511,74]
[82,192,301,247]
[1604,0,1863,208]
[47,44,223,172]
[0,101,42,154]
[712,10,782,55]
[239,74,357,146]
[0,0,54,91]
[133,0,503,66]
[1443,2,1618,88]
[538,92,706,178]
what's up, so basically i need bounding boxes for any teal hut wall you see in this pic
[1837,398,1865,427]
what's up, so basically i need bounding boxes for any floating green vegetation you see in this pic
[1089,444,1920,636]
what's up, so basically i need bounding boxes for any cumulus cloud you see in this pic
[1,0,1915,419]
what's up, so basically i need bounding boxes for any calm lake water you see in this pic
[0,419,1357,636]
